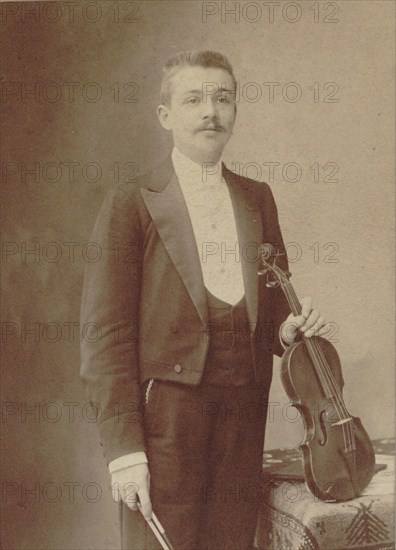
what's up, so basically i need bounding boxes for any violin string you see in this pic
[281,273,347,408]
[309,338,355,452]
[283,280,337,400]
[263,258,355,453]
[305,337,355,452]
[283,279,350,416]
[278,268,355,452]
[283,280,355,451]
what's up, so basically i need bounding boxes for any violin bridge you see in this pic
[333,418,352,426]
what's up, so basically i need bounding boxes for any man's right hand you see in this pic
[111,463,152,519]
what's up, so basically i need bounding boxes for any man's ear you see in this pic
[157,104,172,130]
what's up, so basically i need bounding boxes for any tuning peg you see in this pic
[266,281,279,288]
[258,267,269,276]
[265,272,280,288]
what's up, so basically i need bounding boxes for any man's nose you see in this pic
[201,98,218,118]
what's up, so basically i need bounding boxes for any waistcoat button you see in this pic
[174,364,182,373]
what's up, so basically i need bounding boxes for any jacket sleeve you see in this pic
[80,185,146,463]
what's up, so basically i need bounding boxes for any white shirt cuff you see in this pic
[108,452,148,474]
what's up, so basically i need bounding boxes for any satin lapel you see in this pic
[224,169,262,333]
[140,166,208,325]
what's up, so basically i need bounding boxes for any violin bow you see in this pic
[138,504,176,550]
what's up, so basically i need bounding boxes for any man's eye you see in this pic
[187,97,199,104]
[216,96,232,104]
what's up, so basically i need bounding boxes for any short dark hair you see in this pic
[160,50,237,105]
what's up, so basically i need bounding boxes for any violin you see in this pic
[259,244,375,502]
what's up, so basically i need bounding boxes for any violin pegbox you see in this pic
[258,243,290,288]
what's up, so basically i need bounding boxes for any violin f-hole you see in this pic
[318,410,328,446]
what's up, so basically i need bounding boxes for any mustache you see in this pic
[196,123,224,132]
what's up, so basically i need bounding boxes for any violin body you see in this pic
[281,337,376,502]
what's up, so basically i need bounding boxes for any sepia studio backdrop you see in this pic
[1,1,394,548]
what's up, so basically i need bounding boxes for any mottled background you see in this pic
[1,1,394,548]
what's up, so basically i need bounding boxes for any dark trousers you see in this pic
[119,379,270,550]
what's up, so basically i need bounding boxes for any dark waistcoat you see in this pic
[202,289,255,386]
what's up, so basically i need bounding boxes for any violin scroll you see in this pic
[258,243,291,286]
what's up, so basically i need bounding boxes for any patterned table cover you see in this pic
[256,439,395,550]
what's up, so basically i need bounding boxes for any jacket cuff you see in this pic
[108,451,148,474]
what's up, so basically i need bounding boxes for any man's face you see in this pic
[157,66,237,164]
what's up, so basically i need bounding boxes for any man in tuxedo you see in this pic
[80,50,329,549]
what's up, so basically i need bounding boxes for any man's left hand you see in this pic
[280,296,332,344]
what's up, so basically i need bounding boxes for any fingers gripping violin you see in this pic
[259,244,375,502]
